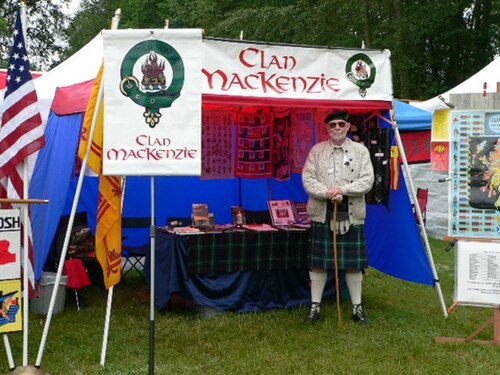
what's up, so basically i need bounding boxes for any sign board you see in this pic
[203,39,393,101]
[0,208,22,333]
[455,240,500,307]
[103,29,203,176]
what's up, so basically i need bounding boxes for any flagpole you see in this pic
[391,113,448,318]
[18,0,31,367]
[100,284,113,366]
[99,10,121,367]
[3,335,15,370]
[149,176,156,375]
[100,175,125,366]
[35,76,105,368]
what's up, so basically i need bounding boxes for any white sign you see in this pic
[455,240,500,307]
[103,29,203,176]
[202,39,393,101]
[0,209,21,280]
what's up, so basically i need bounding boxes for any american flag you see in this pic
[0,9,45,293]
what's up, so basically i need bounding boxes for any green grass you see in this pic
[6,238,500,374]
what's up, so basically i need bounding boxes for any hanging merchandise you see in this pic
[362,116,391,207]
[271,109,292,181]
[235,109,273,178]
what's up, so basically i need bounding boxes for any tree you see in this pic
[63,0,500,100]
[0,0,70,71]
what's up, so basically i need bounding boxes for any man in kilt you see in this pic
[302,110,374,324]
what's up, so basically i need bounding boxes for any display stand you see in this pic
[437,237,500,346]
[436,308,500,346]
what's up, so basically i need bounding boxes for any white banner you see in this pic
[103,29,203,176]
[202,39,392,101]
[0,209,21,280]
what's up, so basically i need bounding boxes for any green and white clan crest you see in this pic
[345,53,376,98]
[120,40,184,128]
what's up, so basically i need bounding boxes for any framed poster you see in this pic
[454,240,500,307]
[449,110,500,238]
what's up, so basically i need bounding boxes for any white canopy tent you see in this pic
[411,56,500,113]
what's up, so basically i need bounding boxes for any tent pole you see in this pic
[392,119,448,318]
[149,176,156,375]
[35,79,105,367]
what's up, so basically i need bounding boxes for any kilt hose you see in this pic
[309,206,367,270]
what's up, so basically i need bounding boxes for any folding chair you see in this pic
[121,217,150,278]
[413,187,429,228]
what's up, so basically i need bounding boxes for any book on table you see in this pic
[192,203,210,228]
[291,201,311,228]
[231,206,246,226]
[267,200,296,227]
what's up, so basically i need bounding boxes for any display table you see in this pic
[145,230,337,312]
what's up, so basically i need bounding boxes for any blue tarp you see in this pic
[29,109,434,287]
[393,100,432,131]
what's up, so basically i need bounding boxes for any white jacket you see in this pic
[302,138,374,224]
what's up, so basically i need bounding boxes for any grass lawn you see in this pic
[5,237,500,374]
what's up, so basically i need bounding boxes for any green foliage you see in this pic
[5,238,500,374]
[3,0,497,98]
[0,0,70,70]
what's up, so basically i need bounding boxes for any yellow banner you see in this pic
[431,109,450,141]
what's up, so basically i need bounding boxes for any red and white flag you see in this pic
[0,9,45,293]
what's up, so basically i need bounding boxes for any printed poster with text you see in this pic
[449,110,500,238]
[0,209,22,333]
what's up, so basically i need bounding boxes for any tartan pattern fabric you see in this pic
[187,230,309,274]
[309,208,367,270]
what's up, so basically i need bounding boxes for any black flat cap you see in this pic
[324,110,351,123]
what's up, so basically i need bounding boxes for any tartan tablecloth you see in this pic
[186,230,310,274]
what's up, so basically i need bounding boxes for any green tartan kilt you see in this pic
[309,215,368,270]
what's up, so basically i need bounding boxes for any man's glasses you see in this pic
[327,121,348,129]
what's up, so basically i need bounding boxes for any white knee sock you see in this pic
[345,271,363,306]
[310,270,328,305]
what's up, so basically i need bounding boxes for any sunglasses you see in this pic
[327,121,348,129]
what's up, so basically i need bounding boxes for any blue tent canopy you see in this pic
[393,100,432,131]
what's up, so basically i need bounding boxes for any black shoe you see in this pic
[303,303,321,324]
[352,304,370,325]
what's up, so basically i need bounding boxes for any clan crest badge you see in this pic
[345,53,376,98]
[119,40,184,128]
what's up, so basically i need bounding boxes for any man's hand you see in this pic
[326,187,343,201]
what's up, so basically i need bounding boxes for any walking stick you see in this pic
[332,200,342,329]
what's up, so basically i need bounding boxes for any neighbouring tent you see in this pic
[3,35,435,288]
[411,55,500,113]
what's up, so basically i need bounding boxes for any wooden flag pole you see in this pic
[332,200,342,329]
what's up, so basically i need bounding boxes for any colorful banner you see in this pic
[449,110,500,238]
[103,29,203,176]
[0,209,20,280]
[202,40,393,101]
[430,141,449,171]
[0,279,22,333]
